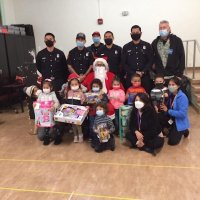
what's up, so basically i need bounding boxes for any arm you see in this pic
[177,38,185,77]
[67,51,79,76]
[107,118,115,134]
[119,90,126,103]
[52,92,60,109]
[36,52,42,74]
[143,43,154,73]
[168,95,188,118]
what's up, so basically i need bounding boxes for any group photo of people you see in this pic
[24,20,190,156]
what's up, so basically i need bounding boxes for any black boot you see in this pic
[43,128,50,145]
[54,128,62,145]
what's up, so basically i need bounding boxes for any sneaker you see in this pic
[43,137,50,145]
[88,138,92,143]
[79,134,83,143]
[183,129,189,138]
[74,136,78,143]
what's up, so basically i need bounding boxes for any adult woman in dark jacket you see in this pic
[126,93,164,155]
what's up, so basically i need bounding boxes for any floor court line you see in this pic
[0,187,141,200]
[0,158,200,170]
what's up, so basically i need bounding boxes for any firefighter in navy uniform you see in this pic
[122,25,153,93]
[36,33,69,93]
[97,31,122,79]
[87,31,104,59]
[67,32,94,82]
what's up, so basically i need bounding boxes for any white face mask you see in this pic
[71,85,79,91]
[35,89,42,97]
[135,100,144,109]
[43,88,50,94]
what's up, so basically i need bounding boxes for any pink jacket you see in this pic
[108,89,125,109]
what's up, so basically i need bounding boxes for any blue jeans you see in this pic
[114,109,119,132]
[89,116,95,139]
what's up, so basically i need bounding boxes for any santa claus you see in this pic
[82,58,124,93]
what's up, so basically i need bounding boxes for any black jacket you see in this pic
[129,106,161,143]
[152,34,185,77]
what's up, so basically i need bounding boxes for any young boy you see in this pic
[92,103,115,153]
[126,74,146,105]
[151,74,170,136]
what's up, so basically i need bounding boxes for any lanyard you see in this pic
[137,111,141,131]
[169,94,177,109]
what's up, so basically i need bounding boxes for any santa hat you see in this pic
[23,85,36,97]
[68,73,79,81]
[93,58,109,71]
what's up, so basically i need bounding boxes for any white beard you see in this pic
[94,67,107,93]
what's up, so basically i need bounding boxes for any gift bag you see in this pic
[119,105,133,142]
[34,100,55,127]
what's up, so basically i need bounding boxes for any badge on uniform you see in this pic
[168,49,173,55]
[115,50,118,55]
[57,54,60,58]
[86,52,89,57]
[143,45,146,49]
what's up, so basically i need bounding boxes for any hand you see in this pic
[136,71,144,77]
[135,130,144,141]
[98,94,103,100]
[136,140,145,148]
[160,103,168,112]
[48,106,55,112]
[154,105,159,113]
[164,93,169,98]
[79,74,86,82]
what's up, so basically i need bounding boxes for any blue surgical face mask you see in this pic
[93,37,100,44]
[168,85,178,93]
[92,87,100,92]
[76,40,85,48]
[96,110,104,116]
[159,29,169,37]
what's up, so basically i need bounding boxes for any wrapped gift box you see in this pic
[34,101,55,127]
[54,104,89,125]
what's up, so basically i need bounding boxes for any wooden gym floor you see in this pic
[0,106,199,200]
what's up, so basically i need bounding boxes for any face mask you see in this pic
[168,86,178,93]
[35,89,42,97]
[104,38,113,45]
[43,88,50,94]
[92,87,100,92]
[96,110,104,116]
[45,40,54,47]
[76,41,85,48]
[93,37,100,44]
[71,85,79,91]
[113,85,120,90]
[159,29,169,37]
[155,83,164,89]
[131,33,141,41]
[135,100,144,109]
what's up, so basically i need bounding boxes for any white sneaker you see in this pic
[79,134,83,143]
[74,136,78,143]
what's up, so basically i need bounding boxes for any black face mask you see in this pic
[45,40,54,47]
[131,33,141,41]
[104,38,113,45]
[155,83,164,89]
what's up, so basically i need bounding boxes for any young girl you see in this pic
[108,76,125,134]
[36,79,60,145]
[86,79,108,142]
[64,78,85,143]
[92,103,115,153]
